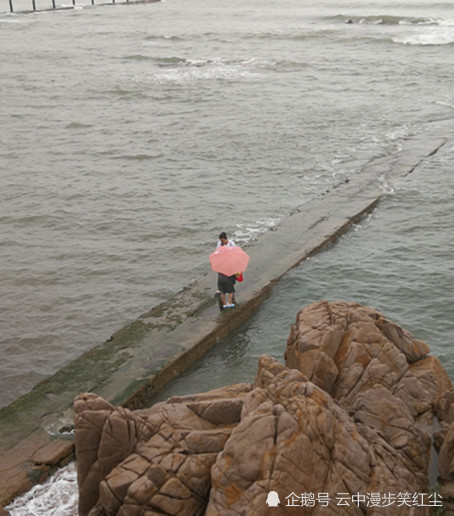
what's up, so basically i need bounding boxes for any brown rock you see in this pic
[74,302,454,515]
[435,389,454,424]
[75,384,252,515]
[74,392,155,515]
[285,301,450,419]
[207,361,373,515]
[207,355,433,514]
[439,426,454,481]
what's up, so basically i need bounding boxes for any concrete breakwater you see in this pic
[0,119,452,508]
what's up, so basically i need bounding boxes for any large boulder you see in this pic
[75,301,454,515]
[207,356,373,514]
[284,300,449,417]
[74,384,252,515]
[434,390,454,513]
[206,354,440,515]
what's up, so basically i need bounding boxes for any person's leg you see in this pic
[218,275,235,308]
[218,275,227,308]
[227,276,236,307]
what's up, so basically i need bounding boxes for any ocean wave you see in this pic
[436,99,454,110]
[331,13,454,46]
[6,463,78,516]
[185,57,272,69]
[142,56,274,69]
[329,14,437,26]
[145,33,183,41]
[113,153,164,161]
[65,122,93,129]
[240,28,336,41]
[393,26,454,45]
[233,218,281,246]
[156,56,193,67]
[144,31,293,42]
[144,56,272,84]
[122,53,157,61]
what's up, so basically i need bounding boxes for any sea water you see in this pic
[2,0,454,511]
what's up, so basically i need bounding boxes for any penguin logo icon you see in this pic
[266,491,280,507]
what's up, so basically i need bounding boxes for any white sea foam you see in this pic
[233,218,281,246]
[6,463,78,516]
[437,99,454,110]
[147,57,268,84]
[394,25,454,45]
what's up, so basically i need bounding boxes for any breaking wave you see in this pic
[6,463,78,516]
[393,24,454,45]
[328,14,437,25]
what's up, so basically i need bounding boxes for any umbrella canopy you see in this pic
[209,246,250,277]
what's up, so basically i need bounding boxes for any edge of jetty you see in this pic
[0,118,452,507]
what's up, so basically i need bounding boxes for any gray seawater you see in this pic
[1,0,453,409]
[2,0,454,511]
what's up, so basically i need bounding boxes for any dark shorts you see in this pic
[217,273,236,294]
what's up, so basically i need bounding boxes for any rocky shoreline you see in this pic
[73,301,454,515]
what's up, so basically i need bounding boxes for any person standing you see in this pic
[215,232,236,304]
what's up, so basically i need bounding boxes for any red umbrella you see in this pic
[209,246,250,277]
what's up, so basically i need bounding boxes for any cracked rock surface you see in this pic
[74,301,454,515]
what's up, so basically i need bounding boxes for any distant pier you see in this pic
[5,0,158,14]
